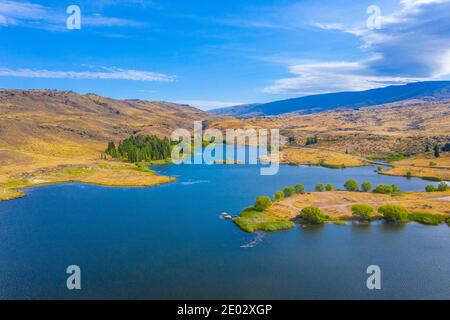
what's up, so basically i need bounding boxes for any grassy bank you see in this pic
[233,207,295,233]
[379,153,450,181]
[0,161,175,201]
[233,189,450,233]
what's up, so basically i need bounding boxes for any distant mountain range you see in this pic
[210,81,450,118]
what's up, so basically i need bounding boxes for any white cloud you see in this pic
[0,0,146,30]
[175,100,245,111]
[0,67,175,82]
[266,0,450,95]
[262,58,424,95]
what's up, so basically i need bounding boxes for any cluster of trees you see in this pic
[271,179,399,200]
[425,182,449,192]
[105,135,171,163]
[305,136,318,146]
[315,183,333,192]
[302,202,448,226]
[274,184,305,200]
[425,143,450,158]
[372,184,401,194]
[343,179,400,194]
[351,204,408,223]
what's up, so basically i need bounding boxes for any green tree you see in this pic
[315,183,325,192]
[283,186,296,197]
[300,206,326,224]
[254,196,272,211]
[361,181,372,192]
[351,204,374,221]
[425,185,436,192]
[325,183,334,191]
[437,182,449,192]
[434,145,440,158]
[391,184,401,193]
[373,184,401,194]
[378,204,409,223]
[106,141,119,158]
[294,184,305,194]
[344,179,359,191]
[112,134,172,163]
[425,144,430,153]
[274,190,284,200]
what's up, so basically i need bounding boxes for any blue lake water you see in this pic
[0,152,449,299]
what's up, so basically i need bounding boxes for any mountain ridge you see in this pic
[210,81,450,118]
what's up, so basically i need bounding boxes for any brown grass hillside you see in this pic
[210,99,450,157]
[0,89,226,198]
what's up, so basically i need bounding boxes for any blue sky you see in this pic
[1,0,450,110]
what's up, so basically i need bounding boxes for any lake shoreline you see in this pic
[233,189,450,233]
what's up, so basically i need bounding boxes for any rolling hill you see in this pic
[211,81,450,117]
[0,89,226,194]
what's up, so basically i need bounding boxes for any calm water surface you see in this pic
[0,150,449,299]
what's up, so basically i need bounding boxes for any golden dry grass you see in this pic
[268,190,450,219]
[381,153,450,181]
[0,161,175,201]
[210,100,450,157]
[278,147,366,167]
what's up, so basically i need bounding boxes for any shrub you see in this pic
[373,184,392,194]
[300,206,326,224]
[391,184,401,193]
[437,182,449,192]
[406,171,412,178]
[425,185,436,192]
[325,183,334,191]
[294,184,305,194]
[408,211,445,226]
[429,161,437,166]
[254,196,272,211]
[378,205,409,223]
[361,182,372,192]
[373,184,401,194]
[315,184,325,192]
[344,179,359,191]
[351,204,374,221]
[274,190,284,200]
[283,186,296,197]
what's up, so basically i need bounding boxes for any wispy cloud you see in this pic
[0,0,146,30]
[175,100,245,111]
[262,57,424,95]
[0,66,175,82]
[265,0,450,95]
